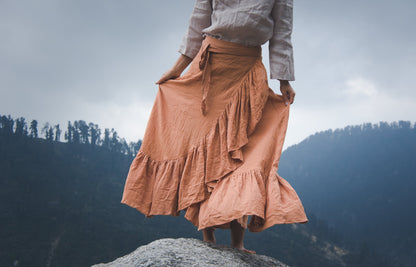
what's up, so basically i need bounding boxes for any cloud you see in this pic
[1,0,415,147]
[343,78,378,97]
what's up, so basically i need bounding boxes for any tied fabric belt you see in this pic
[198,36,262,116]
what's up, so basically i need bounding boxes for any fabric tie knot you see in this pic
[199,44,212,116]
[199,44,211,71]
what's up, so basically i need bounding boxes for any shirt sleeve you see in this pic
[269,0,295,81]
[178,0,212,59]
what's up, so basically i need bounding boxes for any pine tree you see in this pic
[65,121,73,143]
[73,121,80,143]
[89,123,101,146]
[103,128,111,150]
[0,115,14,135]
[47,126,54,142]
[78,120,89,144]
[110,128,121,153]
[14,117,27,136]
[55,124,61,142]
[129,140,142,157]
[29,120,38,138]
[42,123,50,139]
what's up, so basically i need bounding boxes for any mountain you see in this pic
[1,116,407,266]
[1,132,373,267]
[279,121,416,266]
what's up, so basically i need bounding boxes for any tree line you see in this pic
[0,114,141,157]
[300,120,415,143]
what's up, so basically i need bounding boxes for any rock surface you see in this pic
[92,238,289,267]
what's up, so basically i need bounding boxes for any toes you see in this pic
[233,246,256,254]
[243,248,256,254]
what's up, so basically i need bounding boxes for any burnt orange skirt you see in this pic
[121,36,308,232]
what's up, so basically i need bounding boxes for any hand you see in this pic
[155,68,181,84]
[155,54,193,85]
[279,80,295,106]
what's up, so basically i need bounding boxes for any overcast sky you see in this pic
[1,0,415,148]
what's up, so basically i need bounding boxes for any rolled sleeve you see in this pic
[269,0,295,81]
[178,0,212,59]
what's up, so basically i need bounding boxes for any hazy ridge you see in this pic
[1,114,413,266]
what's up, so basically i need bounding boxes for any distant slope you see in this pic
[0,132,381,267]
[279,121,416,266]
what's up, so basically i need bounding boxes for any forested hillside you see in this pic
[279,121,416,267]
[1,114,407,266]
[0,114,141,156]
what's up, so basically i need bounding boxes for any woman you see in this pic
[121,0,308,254]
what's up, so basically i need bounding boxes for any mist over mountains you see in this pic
[279,121,416,266]
[1,114,414,266]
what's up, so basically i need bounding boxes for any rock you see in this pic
[92,238,289,267]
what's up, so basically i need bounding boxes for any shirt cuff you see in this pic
[178,38,201,59]
[270,64,295,81]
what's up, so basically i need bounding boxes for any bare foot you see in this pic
[230,219,255,254]
[242,247,256,254]
[231,244,256,254]
[202,227,216,244]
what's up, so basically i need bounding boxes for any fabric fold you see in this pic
[121,54,270,217]
[193,169,308,232]
[120,35,308,232]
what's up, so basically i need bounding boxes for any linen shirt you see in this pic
[178,0,295,81]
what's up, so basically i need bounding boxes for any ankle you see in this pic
[230,220,245,247]
[202,227,216,243]
[231,241,244,248]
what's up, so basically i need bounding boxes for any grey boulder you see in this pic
[92,238,289,267]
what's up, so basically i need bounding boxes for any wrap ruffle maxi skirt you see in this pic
[121,36,308,232]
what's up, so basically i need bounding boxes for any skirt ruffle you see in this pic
[121,36,308,232]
